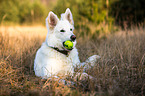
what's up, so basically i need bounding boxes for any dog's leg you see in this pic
[72,55,100,82]
[80,55,100,72]
[74,72,95,81]
[41,67,52,79]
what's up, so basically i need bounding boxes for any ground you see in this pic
[0,25,145,96]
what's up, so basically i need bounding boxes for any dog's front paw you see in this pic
[88,55,100,61]
[87,55,100,66]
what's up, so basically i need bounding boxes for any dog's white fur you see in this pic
[34,8,100,79]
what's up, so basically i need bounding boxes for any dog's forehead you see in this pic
[57,20,73,29]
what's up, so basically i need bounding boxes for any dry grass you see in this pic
[0,25,145,96]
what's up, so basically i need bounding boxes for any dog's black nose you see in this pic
[70,35,76,41]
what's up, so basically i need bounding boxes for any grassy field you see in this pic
[0,25,145,96]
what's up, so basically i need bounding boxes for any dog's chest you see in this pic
[39,45,78,75]
[47,49,74,71]
[50,53,74,75]
[52,51,73,66]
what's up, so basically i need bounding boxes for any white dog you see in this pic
[34,8,100,80]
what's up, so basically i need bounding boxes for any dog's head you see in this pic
[45,8,76,51]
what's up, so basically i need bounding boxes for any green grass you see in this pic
[0,25,145,96]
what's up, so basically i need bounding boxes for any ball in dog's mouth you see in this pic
[63,40,73,51]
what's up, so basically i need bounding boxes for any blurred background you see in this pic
[0,0,145,38]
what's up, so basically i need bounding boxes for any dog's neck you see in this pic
[45,42,69,56]
[50,47,69,55]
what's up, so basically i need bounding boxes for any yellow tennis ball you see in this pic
[64,40,73,50]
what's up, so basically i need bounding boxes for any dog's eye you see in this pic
[70,28,72,31]
[60,29,65,32]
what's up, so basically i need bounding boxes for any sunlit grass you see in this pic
[0,25,145,95]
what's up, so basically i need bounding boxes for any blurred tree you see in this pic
[53,0,113,24]
[0,0,20,22]
[110,0,145,27]
[0,0,47,24]
[32,0,47,23]
[18,0,32,23]
[53,0,115,38]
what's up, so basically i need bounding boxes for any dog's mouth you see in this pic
[63,46,73,51]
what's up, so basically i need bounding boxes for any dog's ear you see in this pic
[47,11,59,29]
[62,8,74,25]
